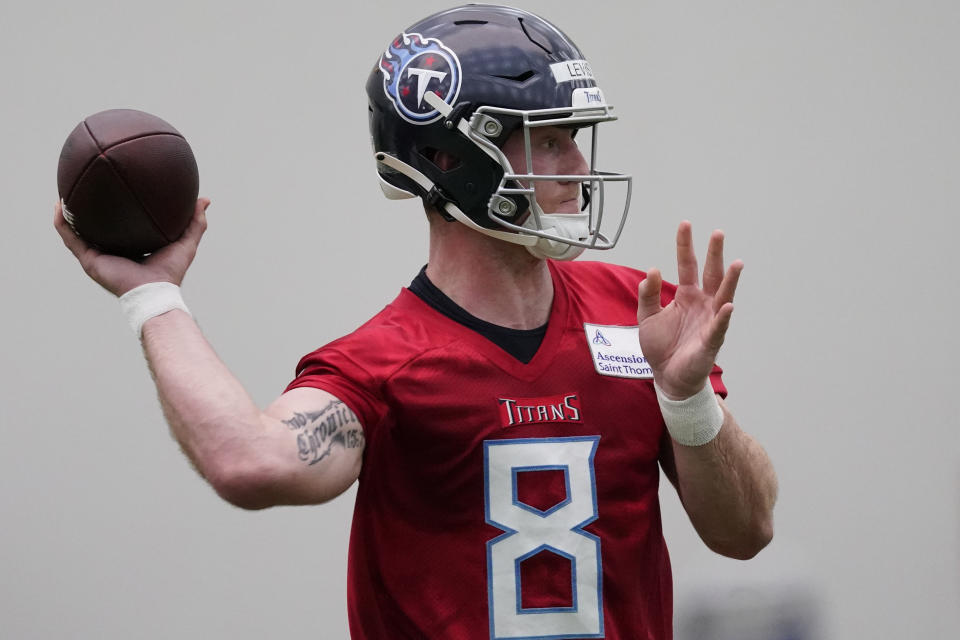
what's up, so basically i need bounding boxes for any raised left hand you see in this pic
[637,221,742,400]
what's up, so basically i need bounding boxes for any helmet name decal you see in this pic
[550,59,595,83]
[379,32,462,124]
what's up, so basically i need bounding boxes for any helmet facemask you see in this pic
[380,91,632,261]
[467,99,632,260]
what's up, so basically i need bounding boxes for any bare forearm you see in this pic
[140,309,262,482]
[670,399,778,559]
[138,310,364,509]
[55,201,362,508]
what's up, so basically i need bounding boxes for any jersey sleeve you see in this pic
[709,366,727,398]
[286,347,389,435]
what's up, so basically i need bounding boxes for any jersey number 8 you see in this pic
[484,436,603,639]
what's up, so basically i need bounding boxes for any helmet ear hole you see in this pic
[421,147,462,172]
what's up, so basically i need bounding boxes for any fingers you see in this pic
[677,224,743,311]
[637,267,663,321]
[53,200,100,266]
[706,302,735,352]
[53,200,78,252]
[702,230,725,296]
[714,259,743,312]
[676,221,699,287]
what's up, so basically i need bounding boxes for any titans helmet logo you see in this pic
[379,32,462,124]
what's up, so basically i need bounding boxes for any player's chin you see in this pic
[538,195,578,214]
[553,201,582,214]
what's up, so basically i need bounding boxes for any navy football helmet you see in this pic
[367,4,631,260]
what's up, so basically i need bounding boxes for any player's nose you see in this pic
[560,138,589,177]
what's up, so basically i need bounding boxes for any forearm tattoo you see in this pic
[282,400,364,466]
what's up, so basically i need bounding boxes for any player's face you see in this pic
[501,126,589,215]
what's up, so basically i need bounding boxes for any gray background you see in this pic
[2,0,957,638]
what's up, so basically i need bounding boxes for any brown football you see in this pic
[57,109,199,258]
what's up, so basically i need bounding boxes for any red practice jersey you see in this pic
[287,261,726,640]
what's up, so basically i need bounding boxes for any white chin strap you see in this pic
[522,212,589,261]
[375,149,590,261]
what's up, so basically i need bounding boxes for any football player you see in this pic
[55,5,777,639]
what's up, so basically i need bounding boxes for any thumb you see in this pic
[178,198,210,245]
[142,198,210,275]
[637,268,663,321]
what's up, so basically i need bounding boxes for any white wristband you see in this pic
[119,282,191,338]
[654,380,724,446]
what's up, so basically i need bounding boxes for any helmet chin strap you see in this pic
[375,149,590,260]
[521,211,589,261]
[374,151,538,247]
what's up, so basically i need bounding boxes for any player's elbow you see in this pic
[705,516,774,560]
[206,458,281,511]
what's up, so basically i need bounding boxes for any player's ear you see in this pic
[422,147,462,172]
